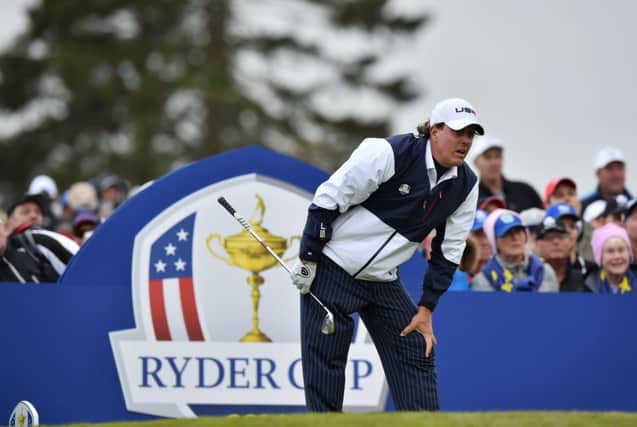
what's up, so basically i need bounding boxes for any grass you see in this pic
[48,411,637,427]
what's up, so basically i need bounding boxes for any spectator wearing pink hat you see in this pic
[581,147,633,213]
[584,223,635,294]
[471,136,543,213]
[472,210,558,292]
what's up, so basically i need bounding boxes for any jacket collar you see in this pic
[425,139,458,186]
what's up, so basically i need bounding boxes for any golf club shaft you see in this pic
[217,196,332,314]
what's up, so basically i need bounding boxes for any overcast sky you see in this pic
[394,0,636,198]
[1,0,635,198]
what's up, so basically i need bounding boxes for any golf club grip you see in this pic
[216,195,331,321]
[217,197,236,215]
[217,195,292,274]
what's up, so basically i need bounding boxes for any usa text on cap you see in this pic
[430,98,484,135]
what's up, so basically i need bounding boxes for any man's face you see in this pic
[9,201,43,229]
[597,161,625,196]
[549,183,581,215]
[536,230,570,262]
[430,124,477,167]
[473,147,503,182]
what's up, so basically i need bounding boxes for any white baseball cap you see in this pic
[430,98,484,135]
[28,175,58,199]
[583,199,607,223]
[471,135,503,158]
[594,147,625,170]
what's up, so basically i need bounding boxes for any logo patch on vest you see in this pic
[398,184,411,195]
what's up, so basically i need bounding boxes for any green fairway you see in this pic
[49,412,637,427]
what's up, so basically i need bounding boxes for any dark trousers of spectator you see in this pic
[301,255,439,411]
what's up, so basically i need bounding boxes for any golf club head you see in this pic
[321,312,335,335]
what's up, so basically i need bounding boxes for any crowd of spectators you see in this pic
[1,136,634,293]
[0,175,129,283]
[439,139,635,294]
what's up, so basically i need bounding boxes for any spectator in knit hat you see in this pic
[584,223,636,294]
[535,217,588,292]
[544,202,596,276]
[624,199,637,263]
[471,135,543,212]
[472,210,558,292]
[544,177,594,262]
[581,147,633,213]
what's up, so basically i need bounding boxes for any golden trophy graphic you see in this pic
[206,194,299,342]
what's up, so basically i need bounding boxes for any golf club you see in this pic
[217,196,335,335]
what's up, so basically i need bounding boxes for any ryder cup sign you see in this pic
[109,173,387,418]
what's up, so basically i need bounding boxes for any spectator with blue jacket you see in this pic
[472,210,558,292]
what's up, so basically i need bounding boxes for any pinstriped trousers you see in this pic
[301,255,439,411]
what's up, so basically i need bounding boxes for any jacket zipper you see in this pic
[422,191,442,221]
[352,230,398,279]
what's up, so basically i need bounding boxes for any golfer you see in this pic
[291,98,483,411]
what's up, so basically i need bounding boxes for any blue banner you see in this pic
[1,146,636,424]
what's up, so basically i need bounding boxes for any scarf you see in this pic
[598,269,635,294]
[483,254,545,292]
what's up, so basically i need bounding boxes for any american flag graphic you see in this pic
[148,213,204,341]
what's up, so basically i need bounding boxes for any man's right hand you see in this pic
[400,306,437,358]
[290,259,317,294]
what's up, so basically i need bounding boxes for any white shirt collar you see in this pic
[425,140,458,187]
